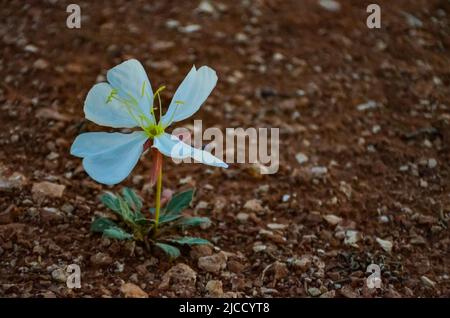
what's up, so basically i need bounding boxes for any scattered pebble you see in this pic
[320,290,336,298]
[90,252,113,267]
[40,207,64,222]
[420,275,436,288]
[236,212,249,222]
[194,201,209,212]
[311,166,328,177]
[252,244,267,253]
[0,167,27,192]
[375,237,393,253]
[323,214,343,226]
[51,268,67,283]
[46,152,59,161]
[120,283,148,298]
[197,0,216,15]
[272,261,289,281]
[32,181,65,199]
[372,125,381,134]
[190,245,213,259]
[24,44,39,53]
[318,0,341,12]
[340,285,359,298]
[159,263,197,296]
[399,165,409,172]
[287,255,312,270]
[402,12,423,28]
[243,199,264,213]
[427,158,437,169]
[165,19,179,29]
[344,230,361,247]
[205,280,223,297]
[281,194,290,202]
[33,58,49,70]
[356,100,377,111]
[179,24,202,33]
[198,252,227,273]
[339,181,352,199]
[308,287,322,297]
[419,179,428,188]
[267,223,287,230]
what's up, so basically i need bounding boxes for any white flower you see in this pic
[71,59,227,185]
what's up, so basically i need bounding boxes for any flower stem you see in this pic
[153,155,163,235]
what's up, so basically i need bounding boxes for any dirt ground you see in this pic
[0,0,449,298]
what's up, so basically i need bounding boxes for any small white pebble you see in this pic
[282,194,290,202]
[179,24,201,33]
[273,52,284,62]
[372,125,381,134]
[399,165,409,172]
[267,223,287,230]
[423,139,432,148]
[165,19,180,29]
[427,158,437,169]
[236,212,249,222]
[367,145,376,153]
[253,244,267,253]
[295,153,309,165]
[311,166,328,176]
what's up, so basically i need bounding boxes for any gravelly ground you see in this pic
[0,0,449,297]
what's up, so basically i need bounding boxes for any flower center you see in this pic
[144,124,164,138]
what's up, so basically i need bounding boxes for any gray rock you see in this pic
[198,252,227,273]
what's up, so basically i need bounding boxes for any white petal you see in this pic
[107,59,155,123]
[153,133,227,168]
[84,83,139,128]
[160,66,217,127]
[71,131,148,185]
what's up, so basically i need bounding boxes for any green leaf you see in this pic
[155,242,180,259]
[103,227,133,240]
[90,217,118,233]
[177,217,211,228]
[117,196,135,224]
[167,236,211,246]
[132,210,148,223]
[100,192,120,212]
[159,214,182,224]
[90,217,133,240]
[122,187,143,212]
[134,217,153,227]
[165,189,194,215]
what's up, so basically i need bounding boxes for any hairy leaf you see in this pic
[122,187,143,212]
[165,189,194,215]
[103,227,133,240]
[90,217,118,233]
[100,192,120,212]
[117,196,135,224]
[167,236,211,246]
[159,214,182,224]
[155,242,180,258]
[177,216,211,228]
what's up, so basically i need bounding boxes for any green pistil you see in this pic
[144,124,164,138]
